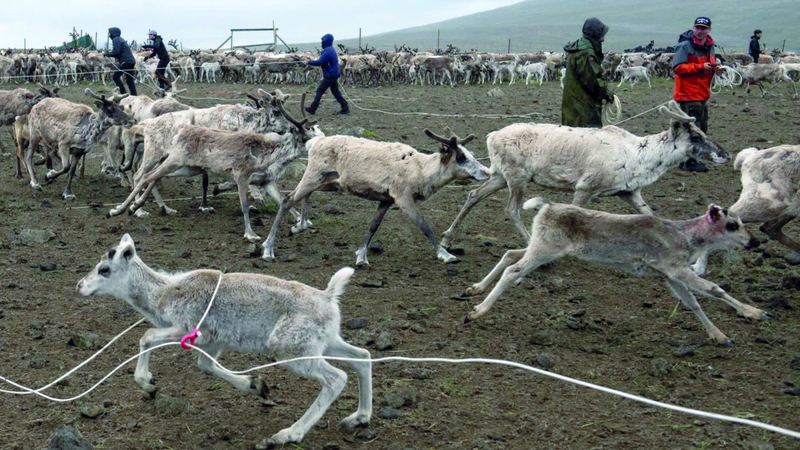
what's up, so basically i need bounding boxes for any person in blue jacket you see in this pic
[306,34,349,115]
[104,27,137,96]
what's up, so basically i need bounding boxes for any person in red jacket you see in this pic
[672,17,723,172]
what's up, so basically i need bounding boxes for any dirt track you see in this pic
[1,78,800,450]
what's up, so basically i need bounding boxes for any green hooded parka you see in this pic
[561,18,612,127]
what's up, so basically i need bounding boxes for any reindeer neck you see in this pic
[635,129,689,170]
[76,113,109,145]
[124,262,172,320]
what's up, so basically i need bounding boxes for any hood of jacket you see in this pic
[679,30,715,46]
[750,35,759,40]
[321,34,334,49]
[564,36,603,63]
[582,18,608,41]
[108,27,121,39]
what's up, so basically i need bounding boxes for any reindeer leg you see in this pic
[355,201,392,266]
[670,268,767,322]
[465,249,527,296]
[665,279,731,346]
[760,216,800,253]
[617,189,654,215]
[441,172,507,248]
[198,171,214,213]
[397,198,458,263]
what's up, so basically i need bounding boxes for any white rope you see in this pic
[602,94,622,124]
[196,273,223,330]
[711,65,743,94]
[1,338,798,439]
[338,84,544,120]
[606,100,672,126]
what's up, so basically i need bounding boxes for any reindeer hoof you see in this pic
[198,206,215,214]
[250,376,270,399]
[212,185,221,196]
[759,312,772,321]
[160,206,178,216]
[463,314,472,324]
[62,194,76,201]
[718,339,734,347]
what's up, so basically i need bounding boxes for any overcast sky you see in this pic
[2,0,522,50]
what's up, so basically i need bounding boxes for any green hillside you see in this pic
[293,0,797,54]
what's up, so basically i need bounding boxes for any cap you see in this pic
[754,29,762,34]
[693,17,711,28]
[148,30,157,36]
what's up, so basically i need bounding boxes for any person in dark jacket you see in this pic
[142,30,171,90]
[561,17,614,128]
[749,29,763,63]
[305,34,349,115]
[104,27,137,96]
[672,17,722,172]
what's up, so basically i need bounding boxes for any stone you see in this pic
[446,264,458,276]
[650,358,670,377]
[379,407,401,419]
[347,317,368,329]
[68,333,99,350]
[41,198,52,209]
[180,250,192,259]
[673,347,695,358]
[17,229,55,246]
[29,358,46,369]
[410,369,434,380]
[530,332,554,346]
[376,331,394,351]
[40,262,57,271]
[102,399,113,408]
[155,396,191,417]
[45,427,94,450]
[341,127,366,137]
[744,440,775,450]
[247,243,260,257]
[785,253,800,266]
[80,403,105,419]
[400,391,417,406]
[369,240,383,254]
[535,354,553,369]
[382,394,405,409]
[279,254,297,263]
[362,279,384,288]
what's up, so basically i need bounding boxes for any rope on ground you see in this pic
[338,84,545,120]
[0,327,798,440]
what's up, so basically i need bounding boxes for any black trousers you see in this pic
[678,100,708,133]
[309,76,348,112]
[155,59,170,90]
[113,62,137,96]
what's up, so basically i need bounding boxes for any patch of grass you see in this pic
[362,128,382,140]
[312,216,344,227]
[474,233,499,242]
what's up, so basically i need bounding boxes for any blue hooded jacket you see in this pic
[104,27,136,65]
[308,34,340,78]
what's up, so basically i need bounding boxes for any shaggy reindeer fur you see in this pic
[262,128,490,265]
[25,90,134,200]
[0,85,59,125]
[439,101,730,248]
[118,90,297,216]
[463,200,766,345]
[740,64,797,97]
[693,146,800,275]
[107,117,322,244]
[77,234,372,445]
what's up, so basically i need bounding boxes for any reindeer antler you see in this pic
[659,100,696,122]
[274,89,311,129]
[424,128,458,147]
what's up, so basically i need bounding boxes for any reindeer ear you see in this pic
[707,204,723,223]
[118,233,137,261]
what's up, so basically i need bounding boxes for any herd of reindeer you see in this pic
[1,46,799,88]
[2,43,800,445]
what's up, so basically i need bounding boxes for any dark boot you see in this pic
[680,158,708,173]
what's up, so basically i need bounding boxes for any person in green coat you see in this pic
[562,17,614,127]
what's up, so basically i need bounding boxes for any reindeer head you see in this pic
[659,101,730,165]
[77,233,142,299]
[85,88,136,128]
[424,128,489,182]
[700,204,759,251]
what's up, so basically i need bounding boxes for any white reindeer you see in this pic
[77,233,372,445]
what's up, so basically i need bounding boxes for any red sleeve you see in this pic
[674,63,704,76]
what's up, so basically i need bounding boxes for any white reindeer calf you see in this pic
[616,66,652,89]
[463,199,767,346]
[77,234,372,445]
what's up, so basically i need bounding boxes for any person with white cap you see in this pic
[672,16,723,172]
[142,30,171,90]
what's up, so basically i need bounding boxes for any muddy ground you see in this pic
[1,78,800,450]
